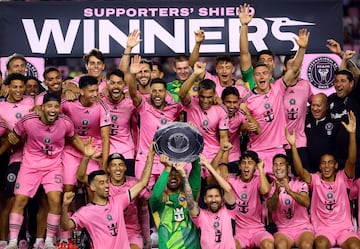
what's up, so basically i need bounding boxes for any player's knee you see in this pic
[314,236,330,249]
[275,239,288,249]
[298,239,313,249]
[261,238,274,249]
[12,195,29,211]
[347,237,360,249]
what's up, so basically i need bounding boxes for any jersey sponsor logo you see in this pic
[237,193,249,213]
[287,98,298,121]
[107,222,118,236]
[174,207,185,222]
[307,56,338,89]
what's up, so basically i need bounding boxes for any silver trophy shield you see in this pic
[153,122,204,162]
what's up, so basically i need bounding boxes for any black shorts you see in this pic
[125,159,135,177]
[4,162,21,198]
[0,152,10,190]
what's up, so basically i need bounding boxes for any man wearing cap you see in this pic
[3,92,85,249]
[76,142,153,249]
[61,144,155,249]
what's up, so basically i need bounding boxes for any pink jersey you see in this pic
[136,97,183,174]
[192,205,236,249]
[61,99,110,156]
[284,79,313,148]
[109,176,150,234]
[205,72,250,100]
[101,96,136,159]
[267,178,312,230]
[0,96,34,163]
[71,192,131,249]
[184,96,229,160]
[310,170,354,231]
[14,113,75,170]
[228,111,246,162]
[228,175,264,229]
[246,79,287,151]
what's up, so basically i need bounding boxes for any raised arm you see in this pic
[129,142,155,201]
[200,154,236,205]
[76,137,97,184]
[282,178,310,208]
[126,55,143,107]
[258,160,271,195]
[119,29,141,74]
[239,3,254,73]
[211,142,232,170]
[285,127,312,184]
[61,192,76,230]
[266,182,280,212]
[239,103,261,134]
[179,61,206,106]
[340,50,360,82]
[100,125,110,170]
[283,28,310,86]
[189,30,205,68]
[343,111,357,178]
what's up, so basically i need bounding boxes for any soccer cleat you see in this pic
[32,241,45,249]
[4,243,17,249]
[43,241,57,249]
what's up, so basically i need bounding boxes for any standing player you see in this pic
[179,61,229,175]
[228,151,274,249]
[61,143,155,249]
[127,55,183,187]
[102,69,136,176]
[221,86,260,173]
[181,154,237,249]
[287,111,360,249]
[0,73,34,248]
[4,93,85,249]
[61,75,110,194]
[266,154,314,249]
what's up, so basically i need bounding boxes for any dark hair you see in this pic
[253,62,269,71]
[88,170,107,185]
[335,70,354,82]
[4,73,27,86]
[26,76,41,85]
[152,61,163,72]
[240,150,259,164]
[204,184,224,196]
[216,55,234,65]
[221,86,240,100]
[173,55,189,66]
[79,75,98,89]
[6,53,26,70]
[283,54,295,67]
[140,58,153,71]
[107,153,126,166]
[83,48,105,64]
[256,50,275,61]
[106,69,124,81]
[199,79,216,91]
[43,67,60,80]
[43,92,61,104]
[272,154,289,164]
[150,78,167,88]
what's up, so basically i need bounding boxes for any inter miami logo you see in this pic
[43,137,53,156]
[307,56,339,89]
[160,118,167,125]
[79,119,89,136]
[237,192,249,213]
[287,98,298,120]
[15,113,22,119]
[26,61,39,79]
[44,137,51,144]
[111,115,118,122]
[325,122,334,136]
[325,192,336,211]
[264,103,274,122]
[82,119,89,126]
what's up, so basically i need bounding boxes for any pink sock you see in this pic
[9,213,24,241]
[46,213,60,239]
[59,212,71,241]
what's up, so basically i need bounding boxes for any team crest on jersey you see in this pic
[240,192,247,200]
[284,198,291,206]
[82,119,89,125]
[111,115,118,122]
[174,207,185,222]
[44,137,51,144]
[213,221,220,228]
[289,98,296,105]
[106,214,113,221]
[203,120,209,127]
[15,183,20,189]
[15,113,22,119]
[325,122,334,135]
[7,173,16,183]
[307,56,338,89]
[160,118,167,125]
[264,103,271,109]
[325,191,336,211]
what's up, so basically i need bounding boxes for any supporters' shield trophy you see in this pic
[153,122,204,162]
